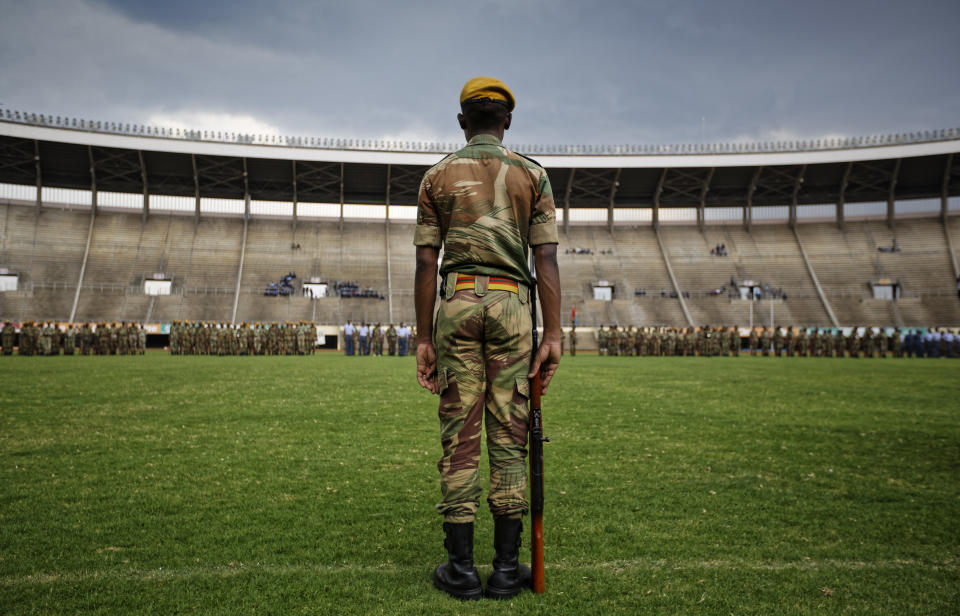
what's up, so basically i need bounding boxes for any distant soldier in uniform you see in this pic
[812,329,823,357]
[892,329,902,358]
[414,77,560,601]
[39,322,52,356]
[64,325,77,355]
[351,325,360,357]
[823,329,835,357]
[876,328,887,358]
[773,326,784,357]
[386,323,398,356]
[847,328,861,358]
[569,326,577,356]
[1,321,15,355]
[372,323,382,356]
[862,326,874,358]
[760,326,771,356]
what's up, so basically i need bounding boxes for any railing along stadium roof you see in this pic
[1,110,959,229]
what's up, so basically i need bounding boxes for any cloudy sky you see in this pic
[1,0,958,147]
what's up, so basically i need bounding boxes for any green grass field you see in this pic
[1,354,958,614]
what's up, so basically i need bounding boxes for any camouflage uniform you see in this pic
[569,327,577,356]
[386,325,398,356]
[415,132,557,523]
[64,326,76,355]
[1,322,15,355]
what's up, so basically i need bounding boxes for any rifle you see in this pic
[529,279,549,594]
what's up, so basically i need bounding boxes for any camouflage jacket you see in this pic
[414,134,558,287]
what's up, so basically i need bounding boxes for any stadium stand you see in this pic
[2,115,959,333]
[3,201,960,328]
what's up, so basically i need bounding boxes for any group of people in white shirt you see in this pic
[342,321,411,356]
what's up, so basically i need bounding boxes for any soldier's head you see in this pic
[458,77,514,140]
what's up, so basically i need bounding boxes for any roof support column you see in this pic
[192,154,200,224]
[385,164,393,324]
[941,154,953,222]
[941,154,959,280]
[607,168,621,234]
[886,158,901,228]
[88,145,98,214]
[292,160,298,233]
[69,146,98,323]
[138,150,149,222]
[789,164,806,228]
[232,158,250,325]
[563,168,575,236]
[653,168,666,230]
[745,167,760,231]
[242,158,250,220]
[837,162,852,230]
[699,167,714,231]
[338,162,344,234]
[34,140,41,208]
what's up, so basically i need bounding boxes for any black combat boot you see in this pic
[432,522,482,600]
[484,516,531,599]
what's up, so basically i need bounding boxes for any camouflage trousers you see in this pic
[435,285,532,523]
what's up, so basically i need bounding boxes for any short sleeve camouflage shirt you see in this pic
[413,134,558,287]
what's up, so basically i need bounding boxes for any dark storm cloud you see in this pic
[1,0,958,146]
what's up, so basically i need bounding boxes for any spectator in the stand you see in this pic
[397,322,411,356]
[343,320,356,355]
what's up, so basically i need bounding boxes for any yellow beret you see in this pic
[460,76,515,111]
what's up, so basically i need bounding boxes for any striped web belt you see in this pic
[455,274,519,294]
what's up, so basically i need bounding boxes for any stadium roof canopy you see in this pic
[2,112,959,229]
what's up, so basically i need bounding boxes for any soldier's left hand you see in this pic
[529,331,562,394]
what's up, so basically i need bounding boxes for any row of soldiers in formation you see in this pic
[589,325,960,358]
[346,323,409,356]
[169,321,318,355]
[1,321,146,356]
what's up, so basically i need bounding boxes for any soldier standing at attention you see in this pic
[372,323,382,356]
[64,324,76,356]
[1,321,14,355]
[834,328,845,358]
[386,323,398,356]
[761,326,772,356]
[569,325,577,356]
[414,77,561,601]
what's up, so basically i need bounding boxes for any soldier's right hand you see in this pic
[416,341,439,394]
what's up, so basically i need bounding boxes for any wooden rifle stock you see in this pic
[529,371,545,593]
[529,278,547,594]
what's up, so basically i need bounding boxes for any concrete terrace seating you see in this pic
[727,225,827,325]
[661,226,741,325]
[2,201,960,326]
